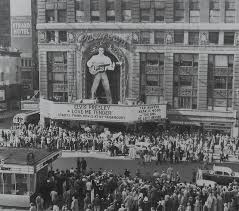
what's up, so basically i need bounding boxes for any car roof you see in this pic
[213,165,233,174]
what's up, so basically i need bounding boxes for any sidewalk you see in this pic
[62,150,239,163]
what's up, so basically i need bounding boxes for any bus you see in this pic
[12,110,40,129]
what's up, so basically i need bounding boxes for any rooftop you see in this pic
[0,147,58,166]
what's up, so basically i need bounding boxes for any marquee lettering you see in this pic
[81,33,130,50]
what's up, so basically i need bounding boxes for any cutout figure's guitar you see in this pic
[89,62,121,75]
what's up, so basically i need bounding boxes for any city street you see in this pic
[53,152,239,183]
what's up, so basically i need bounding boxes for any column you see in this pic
[184,0,190,23]
[150,7,155,22]
[197,54,208,110]
[55,31,59,43]
[100,0,106,22]
[200,0,209,22]
[83,0,91,22]
[232,54,239,111]
[184,31,189,45]
[37,0,46,23]
[67,51,77,102]
[236,0,239,23]
[150,31,154,44]
[220,0,225,23]
[165,0,174,23]
[219,31,224,45]
[164,52,174,107]
[131,0,140,22]
[39,51,48,99]
[129,52,140,99]
[67,0,76,22]
[115,0,122,22]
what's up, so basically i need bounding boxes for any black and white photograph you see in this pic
[1,0,239,210]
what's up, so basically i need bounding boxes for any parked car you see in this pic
[197,165,239,185]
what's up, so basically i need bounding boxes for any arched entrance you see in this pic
[85,50,121,104]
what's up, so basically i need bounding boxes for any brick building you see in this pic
[37,0,239,135]
[0,0,11,47]
[10,0,38,99]
[0,50,21,111]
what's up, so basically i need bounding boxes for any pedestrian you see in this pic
[71,194,79,211]
[29,203,37,211]
[81,157,87,173]
[35,193,44,211]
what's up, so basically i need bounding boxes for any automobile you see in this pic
[196,165,239,185]
[133,142,152,154]
[196,179,217,187]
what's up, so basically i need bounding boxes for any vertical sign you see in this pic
[11,16,32,37]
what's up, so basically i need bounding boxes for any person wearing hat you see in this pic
[29,203,37,211]
[92,193,101,211]
[118,204,127,211]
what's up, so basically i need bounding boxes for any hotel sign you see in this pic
[40,99,167,123]
[11,16,31,37]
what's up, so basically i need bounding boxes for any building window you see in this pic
[57,10,66,22]
[122,0,131,22]
[154,31,164,44]
[224,32,235,45]
[209,32,219,44]
[209,0,220,23]
[76,0,85,22]
[189,0,200,23]
[174,30,184,44]
[47,52,68,102]
[140,53,164,104]
[46,31,55,43]
[225,0,235,23]
[0,72,4,82]
[140,0,151,22]
[208,55,233,111]
[173,54,198,109]
[154,0,165,22]
[140,8,151,22]
[106,0,115,22]
[46,10,55,23]
[59,31,67,43]
[140,31,151,44]
[174,0,185,22]
[188,32,199,45]
[91,0,100,22]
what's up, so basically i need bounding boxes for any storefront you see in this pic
[0,148,61,208]
[40,99,167,125]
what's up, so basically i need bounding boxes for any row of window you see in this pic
[21,58,32,67]
[44,30,236,46]
[47,52,68,102]
[44,0,237,23]
[135,31,235,46]
[140,53,233,111]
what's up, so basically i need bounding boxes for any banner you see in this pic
[0,90,5,101]
[40,99,167,123]
[11,16,31,37]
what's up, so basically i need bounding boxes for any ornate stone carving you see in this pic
[235,32,239,46]
[132,32,140,44]
[165,31,174,44]
[199,31,208,45]
[38,31,47,43]
[67,32,75,43]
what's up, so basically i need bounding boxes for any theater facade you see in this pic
[37,0,239,136]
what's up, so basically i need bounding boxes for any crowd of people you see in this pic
[1,123,239,211]
[29,159,239,211]
[1,123,239,165]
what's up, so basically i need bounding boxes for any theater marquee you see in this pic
[40,99,167,123]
